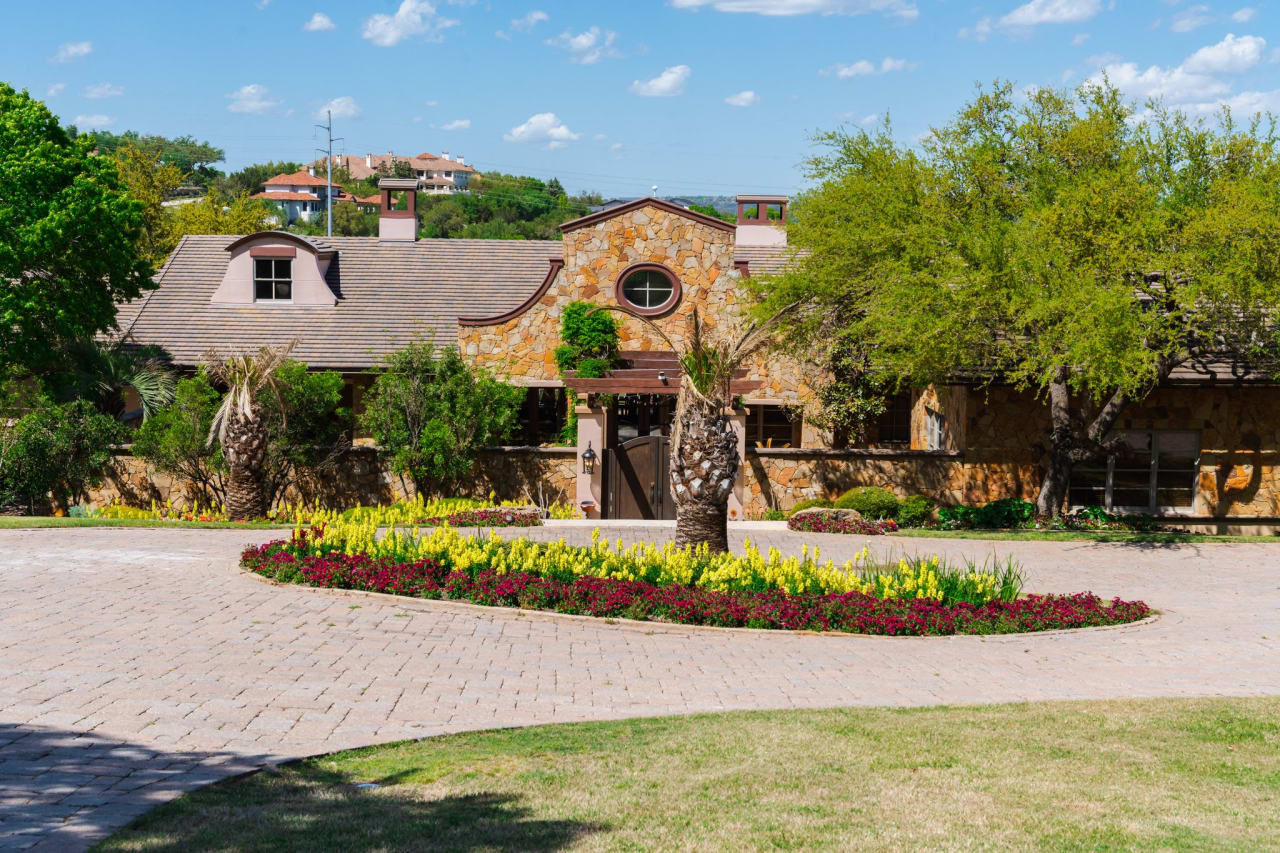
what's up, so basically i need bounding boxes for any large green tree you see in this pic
[81,129,224,185]
[0,84,153,376]
[757,82,1280,515]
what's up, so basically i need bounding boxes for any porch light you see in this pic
[581,442,598,475]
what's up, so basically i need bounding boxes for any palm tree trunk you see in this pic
[670,393,737,553]
[222,408,268,520]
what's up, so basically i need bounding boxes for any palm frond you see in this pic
[203,341,297,447]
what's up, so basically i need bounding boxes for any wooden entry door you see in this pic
[608,436,674,520]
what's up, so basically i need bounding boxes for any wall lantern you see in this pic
[581,442,598,475]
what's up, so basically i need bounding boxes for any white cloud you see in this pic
[425,99,438,106]
[999,0,1101,28]
[73,114,113,129]
[1087,33,1268,107]
[669,0,918,19]
[958,17,992,40]
[1182,33,1265,73]
[725,89,758,106]
[1171,4,1212,33]
[546,26,619,63]
[1072,32,1090,46]
[50,41,92,63]
[304,12,336,31]
[441,118,470,130]
[226,84,281,114]
[511,10,548,30]
[45,82,65,97]
[822,56,914,77]
[629,64,691,96]
[504,112,581,148]
[858,113,878,126]
[1232,7,1257,23]
[610,141,623,151]
[83,82,123,99]
[592,132,608,141]
[362,0,458,46]
[315,96,361,120]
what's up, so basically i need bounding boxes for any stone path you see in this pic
[1,524,1278,850]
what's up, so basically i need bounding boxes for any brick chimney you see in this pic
[734,194,788,247]
[378,178,418,242]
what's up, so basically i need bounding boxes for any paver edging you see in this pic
[231,562,1161,642]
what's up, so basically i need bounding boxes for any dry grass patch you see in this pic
[97,698,1279,852]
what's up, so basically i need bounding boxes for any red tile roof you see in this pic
[263,170,329,187]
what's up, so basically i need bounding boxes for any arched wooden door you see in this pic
[607,435,674,520]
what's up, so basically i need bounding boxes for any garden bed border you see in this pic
[233,562,1161,641]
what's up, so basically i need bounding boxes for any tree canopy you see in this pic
[756,81,1280,513]
[80,129,224,185]
[0,83,153,377]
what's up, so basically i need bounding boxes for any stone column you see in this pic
[727,406,747,520]
[576,402,608,519]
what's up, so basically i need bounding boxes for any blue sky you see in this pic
[4,1,1277,196]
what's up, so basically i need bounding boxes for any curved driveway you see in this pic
[1,525,1277,850]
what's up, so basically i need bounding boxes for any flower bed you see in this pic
[242,540,1150,636]
[788,511,898,536]
[240,526,1150,635]
[413,507,542,528]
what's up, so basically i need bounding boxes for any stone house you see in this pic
[110,183,1280,531]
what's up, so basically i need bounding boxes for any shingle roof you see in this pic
[116,235,560,370]
[251,191,321,202]
[117,233,800,372]
[734,245,793,276]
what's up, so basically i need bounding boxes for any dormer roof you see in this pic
[224,231,335,256]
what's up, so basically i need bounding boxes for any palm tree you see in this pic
[598,306,795,553]
[48,339,176,422]
[204,342,295,520]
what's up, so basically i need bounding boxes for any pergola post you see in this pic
[575,401,610,519]
[726,405,747,520]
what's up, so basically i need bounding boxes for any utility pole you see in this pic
[314,110,343,238]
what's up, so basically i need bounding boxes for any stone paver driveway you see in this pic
[2,525,1278,850]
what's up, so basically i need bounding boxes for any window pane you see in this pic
[274,259,292,279]
[876,393,911,444]
[1156,431,1198,470]
[622,270,674,309]
[274,280,292,300]
[1069,464,1108,508]
[255,279,273,300]
[254,258,273,279]
[1112,489,1151,508]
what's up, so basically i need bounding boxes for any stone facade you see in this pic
[457,203,816,403]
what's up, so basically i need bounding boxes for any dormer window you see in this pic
[254,258,293,302]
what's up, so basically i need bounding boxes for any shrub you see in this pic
[833,486,899,520]
[0,399,126,513]
[897,495,934,527]
[972,498,1036,529]
[937,504,976,528]
[788,497,833,516]
[360,342,524,497]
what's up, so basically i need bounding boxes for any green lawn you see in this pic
[97,698,1280,852]
[0,516,291,530]
[892,527,1278,544]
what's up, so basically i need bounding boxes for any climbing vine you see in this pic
[553,301,620,444]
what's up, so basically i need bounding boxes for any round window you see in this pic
[619,267,677,312]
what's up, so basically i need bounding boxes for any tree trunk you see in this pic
[670,390,737,553]
[1036,370,1075,517]
[222,408,268,520]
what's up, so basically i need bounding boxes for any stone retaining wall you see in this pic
[87,446,577,511]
